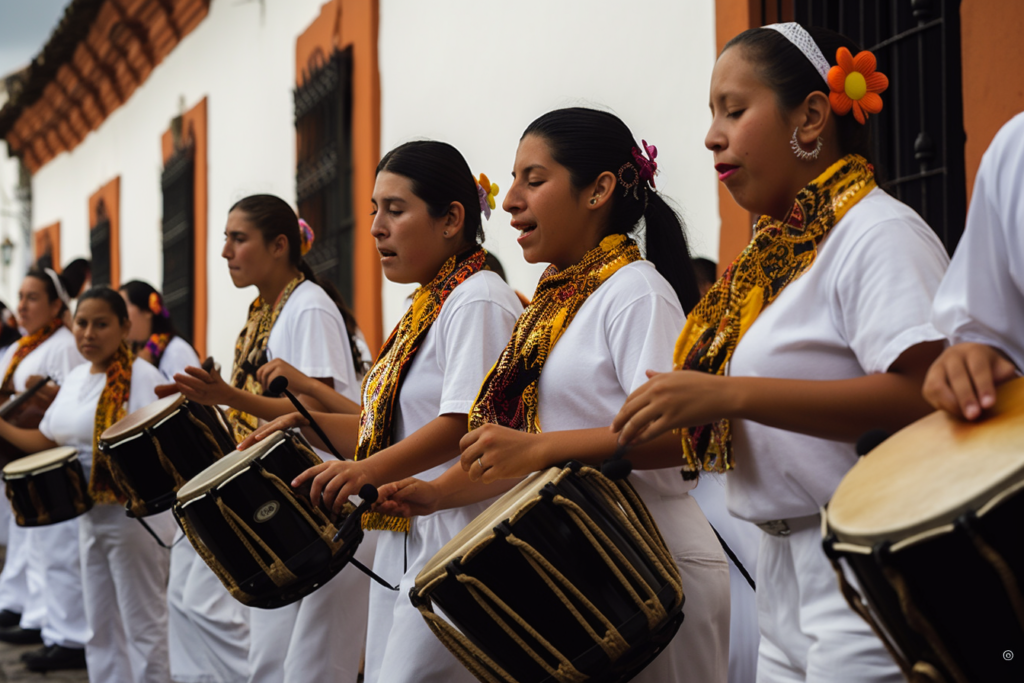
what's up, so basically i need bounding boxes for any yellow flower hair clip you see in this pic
[476,173,499,219]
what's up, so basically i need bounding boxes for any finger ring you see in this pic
[476,457,484,470]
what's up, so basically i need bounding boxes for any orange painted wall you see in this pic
[960,0,1024,199]
[34,223,61,270]
[296,0,382,355]
[161,98,208,358]
[88,176,120,287]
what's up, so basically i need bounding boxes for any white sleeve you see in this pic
[38,367,80,441]
[128,362,163,413]
[932,140,1024,370]
[606,291,685,394]
[436,300,520,416]
[832,220,949,374]
[271,307,357,398]
[48,338,86,385]
[158,337,201,380]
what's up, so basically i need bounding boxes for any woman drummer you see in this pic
[373,108,731,682]
[239,140,523,683]
[160,194,370,683]
[610,24,950,682]
[121,279,250,683]
[0,287,172,682]
[0,269,87,672]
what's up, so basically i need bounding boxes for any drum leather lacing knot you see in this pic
[411,465,683,683]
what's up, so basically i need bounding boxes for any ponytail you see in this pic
[642,194,701,314]
[298,260,368,374]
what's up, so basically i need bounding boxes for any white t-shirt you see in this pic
[0,326,85,392]
[932,112,1024,371]
[537,260,694,500]
[39,358,165,474]
[267,280,360,403]
[157,335,201,381]
[393,271,523,481]
[726,187,950,522]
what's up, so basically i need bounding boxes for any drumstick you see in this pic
[267,376,347,462]
[0,375,52,420]
[600,443,633,480]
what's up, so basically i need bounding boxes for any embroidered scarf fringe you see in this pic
[470,234,642,434]
[225,275,305,442]
[1,319,62,392]
[90,342,134,505]
[357,248,488,533]
[673,154,877,474]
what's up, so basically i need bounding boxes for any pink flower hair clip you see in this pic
[632,140,658,189]
[298,218,316,256]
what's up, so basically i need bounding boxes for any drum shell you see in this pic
[420,468,683,683]
[175,436,358,609]
[828,485,1024,681]
[102,401,234,516]
[4,458,93,527]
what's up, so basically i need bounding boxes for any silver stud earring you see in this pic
[791,127,823,161]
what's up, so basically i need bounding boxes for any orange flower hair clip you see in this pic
[827,47,888,125]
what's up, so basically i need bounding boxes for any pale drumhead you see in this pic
[177,431,286,504]
[416,467,563,587]
[3,447,78,477]
[828,377,1024,547]
[101,394,186,443]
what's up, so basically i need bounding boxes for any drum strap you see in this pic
[710,525,756,590]
[132,515,185,550]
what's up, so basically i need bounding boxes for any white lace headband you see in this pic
[43,268,70,308]
[764,23,830,85]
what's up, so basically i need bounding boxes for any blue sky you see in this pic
[0,0,72,79]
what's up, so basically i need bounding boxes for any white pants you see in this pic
[247,531,376,683]
[168,533,250,683]
[692,473,761,683]
[28,518,87,648]
[0,518,45,627]
[80,505,174,683]
[754,517,903,683]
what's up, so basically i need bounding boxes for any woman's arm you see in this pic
[376,464,521,518]
[0,420,57,455]
[167,365,334,421]
[613,340,944,445]
[256,359,361,415]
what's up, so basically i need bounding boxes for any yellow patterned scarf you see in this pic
[225,275,304,442]
[357,247,488,532]
[470,233,642,433]
[91,342,133,505]
[673,154,877,474]
[1,319,62,392]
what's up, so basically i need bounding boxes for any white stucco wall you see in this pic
[377,0,720,331]
[25,0,326,365]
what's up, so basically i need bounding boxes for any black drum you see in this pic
[174,430,365,609]
[99,394,235,517]
[3,447,92,526]
[411,461,685,683]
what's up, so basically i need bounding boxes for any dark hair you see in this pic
[119,280,178,338]
[376,141,484,245]
[483,252,507,283]
[25,269,69,315]
[229,194,365,372]
[62,258,91,298]
[691,257,718,289]
[522,108,702,313]
[0,301,20,348]
[77,286,129,324]
[724,25,873,163]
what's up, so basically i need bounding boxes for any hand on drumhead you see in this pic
[293,458,380,514]
[236,413,309,451]
[375,477,438,518]
[154,383,180,399]
[172,365,232,406]
[612,370,732,445]
[459,424,545,483]
[922,343,1018,420]
[257,359,312,396]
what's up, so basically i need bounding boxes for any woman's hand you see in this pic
[459,424,547,483]
[257,359,312,396]
[922,342,1018,420]
[171,365,235,407]
[23,375,58,411]
[236,413,309,451]
[374,477,439,518]
[612,370,737,446]
[291,458,380,514]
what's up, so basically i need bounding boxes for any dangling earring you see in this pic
[791,127,823,161]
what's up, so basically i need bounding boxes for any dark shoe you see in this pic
[0,609,21,628]
[23,644,87,672]
[0,624,43,644]
[20,644,47,662]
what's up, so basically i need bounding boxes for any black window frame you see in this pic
[161,142,195,345]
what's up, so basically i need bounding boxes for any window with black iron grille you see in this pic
[760,0,967,253]
[90,199,111,287]
[294,47,355,304]
[161,143,195,344]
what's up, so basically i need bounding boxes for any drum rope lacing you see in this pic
[411,466,684,683]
